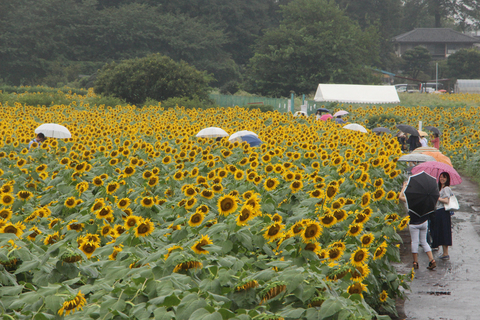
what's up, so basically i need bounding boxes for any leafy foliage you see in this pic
[94,54,213,105]
[245,0,381,97]
[446,48,480,79]
[402,46,432,79]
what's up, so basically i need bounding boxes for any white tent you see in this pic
[314,84,400,104]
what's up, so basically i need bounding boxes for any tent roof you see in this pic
[314,84,400,104]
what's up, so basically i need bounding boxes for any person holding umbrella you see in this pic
[431,133,440,149]
[431,172,455,260]
[28,132,45,149]
[399,176,437,270]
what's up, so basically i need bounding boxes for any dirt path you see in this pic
[394,174,480,320]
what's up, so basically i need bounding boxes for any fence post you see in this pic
[290,93,295,113]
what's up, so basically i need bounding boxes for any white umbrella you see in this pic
[195,127,229,138]
[229,130,258,141]
[35,123,71,138]
[333,110,349,117]
[343,123,368,133]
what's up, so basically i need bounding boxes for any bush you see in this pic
[241,104,275,112]
[161,97,218,110]
[84,95,127,108]
[15,92,72,107]
[94,53,213,105]
[365,114,402,129]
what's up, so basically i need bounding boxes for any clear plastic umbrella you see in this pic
[333,110,349,117]
[195,127,229,138]
[343,123,368,133]
[229,130,258,141]
[35,123,71,138]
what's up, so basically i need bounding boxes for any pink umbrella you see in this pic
[320,114,333,121]
[333,110,349,117]
[410,161,462,186]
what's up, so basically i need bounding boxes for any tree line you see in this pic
[1,0,479,99]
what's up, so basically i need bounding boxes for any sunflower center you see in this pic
[239,212,250,221]
[83,244,95,253]
[305,225,318,238]
[293,224,303,233]
[354,251,365,262]
[192,214,201,223]
[268,225,280,236]
[138,223,150,234]
[221,199,234,210]
[4,226,17,233]
[322,216,334,224]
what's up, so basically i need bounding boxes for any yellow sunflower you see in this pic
[0,221,25,237]
[264,178,280,191]
[106,182,120,195]
[191,234,213,254]
[17,190,33,201]
[373,242,388,260]
[0,193,14,206]
[360,192,371,207]
[140,196,155,208]
[236,205,255,226]
[217,194,238,216]
[360,233,375,247]
[290,180,303,193]
[135,218,155,237]
[350,247,369,267]
[379,290,388,303]
[263,223,284,242]
[0,208,13,220]
[301,221,322,243]
[117,198,131,209]
[79,241,99,259]
[58,291,87,316]
[124,215,141,230]
[64,197,77,209]
[347,223,363,237]
[347,281,367,297]
[188,212,205,227]
[318,214,337,228]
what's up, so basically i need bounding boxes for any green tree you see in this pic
[94,53,212,105]
[446,48,480,79]
[0,0,235,86]
[401,0,480,30]
[401,46,432,79]
[245,0,381,97]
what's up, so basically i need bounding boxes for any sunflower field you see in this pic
[1,89,475,320]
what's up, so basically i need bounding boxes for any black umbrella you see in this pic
[316,108,330,114]
[404,171,440,217]
[372,127,391,133]
[396,124,419,136]
[424,126,441,136]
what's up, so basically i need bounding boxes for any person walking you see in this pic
[419,131,428,147]
[406,133,421,152]
[431,172,454,260]
[396,132,407,152]
[28,133,45,149]
[399,182,436,270]
[431,133,440,149]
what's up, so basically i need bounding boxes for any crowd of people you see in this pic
[396,127,455,271]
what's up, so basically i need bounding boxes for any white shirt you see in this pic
[420,137,428,147]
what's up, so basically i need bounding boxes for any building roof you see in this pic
[393,28,480,43]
